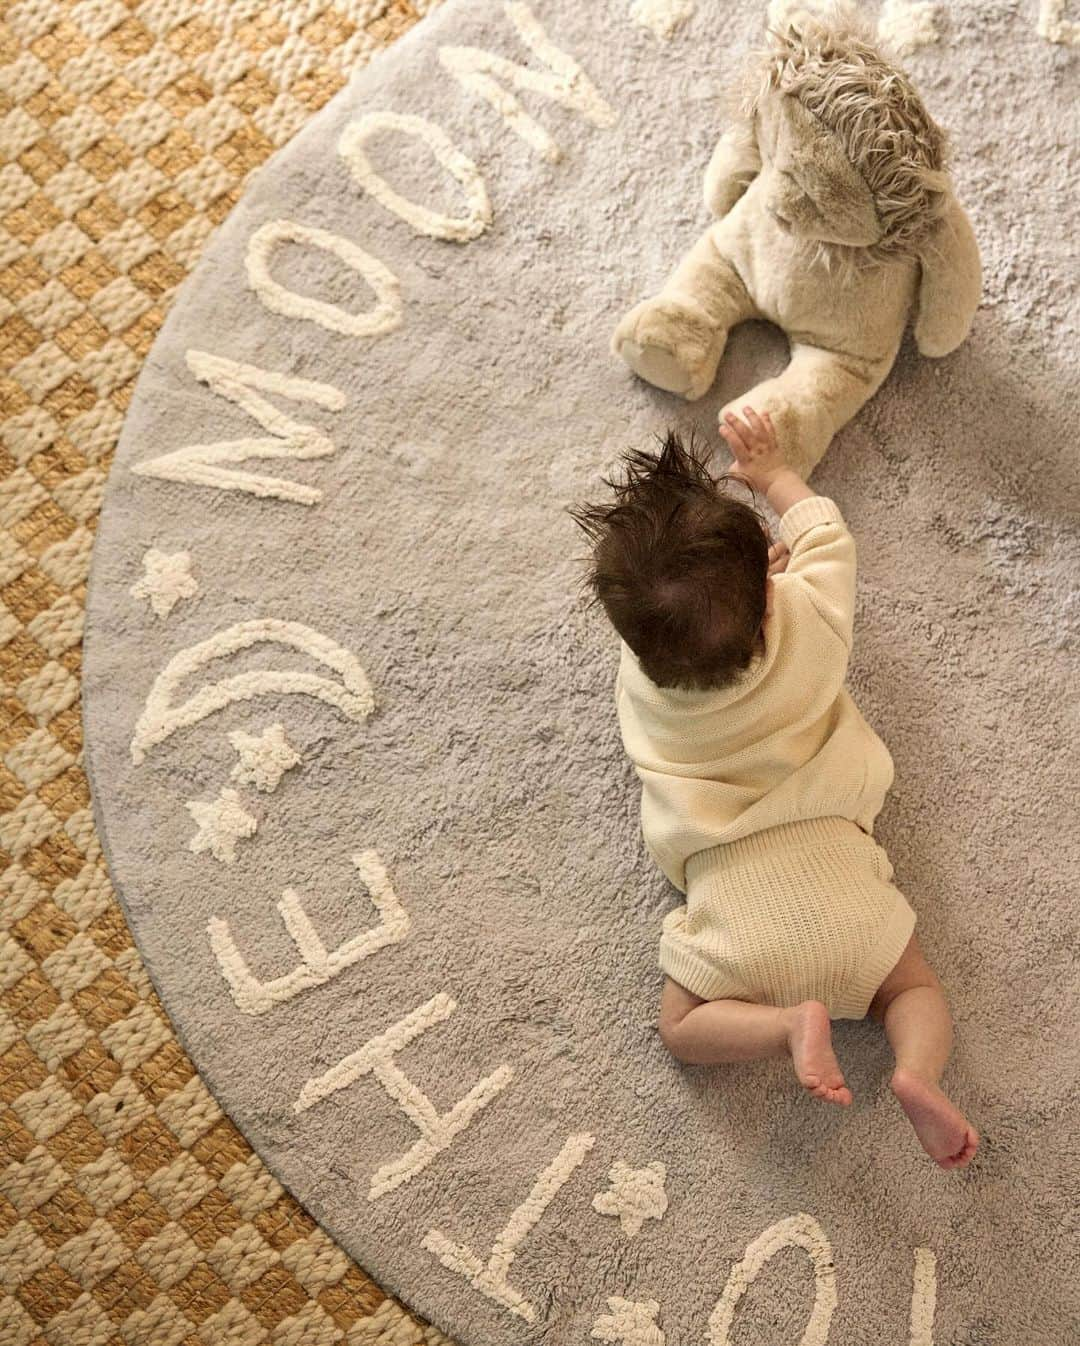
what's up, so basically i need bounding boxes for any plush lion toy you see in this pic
[612,2,981,476]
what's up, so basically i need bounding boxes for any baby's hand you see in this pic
[720,406,787,492]
[767,542,790,577]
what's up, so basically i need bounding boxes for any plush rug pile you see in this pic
[78,1,1076,1343]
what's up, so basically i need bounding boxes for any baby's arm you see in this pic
[720,407,856,648]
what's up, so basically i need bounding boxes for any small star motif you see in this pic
[877,0,941,54]
[130,549,198,619]
[228,723,301,793]
[591,1297,665,1345]
[186,788,257,865]
[592,1160,668,1238]
[631,0,695,42]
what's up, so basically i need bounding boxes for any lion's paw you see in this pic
[613,298,725,400]
[719,391,828,481]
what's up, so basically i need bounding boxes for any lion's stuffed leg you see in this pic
[721,342,894,478]
[612,231,757,400]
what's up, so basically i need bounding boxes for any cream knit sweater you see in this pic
[616,495,895,894]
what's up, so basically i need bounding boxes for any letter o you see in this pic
[245,219,403,337]
[709,1213,837,1346]
[339,111,492,242]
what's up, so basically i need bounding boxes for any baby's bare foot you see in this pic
[891,1067,979,1169]
[786,1001,852,1106]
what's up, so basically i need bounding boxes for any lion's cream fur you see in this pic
[611,1,981,476]
[750,8,951,261]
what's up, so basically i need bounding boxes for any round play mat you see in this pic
[83,1,1079,1340]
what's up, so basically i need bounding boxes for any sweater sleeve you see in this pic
[778,496,856,649]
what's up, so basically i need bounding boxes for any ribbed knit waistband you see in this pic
[685,816,871,884]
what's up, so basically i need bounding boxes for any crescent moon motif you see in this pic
[130,617,374,764]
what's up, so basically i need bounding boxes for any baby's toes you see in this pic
[941,1129,979,1169]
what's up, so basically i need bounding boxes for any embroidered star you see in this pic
[591,1297,665,1345]
[630,0,695,42]
[130,549,198,619]
[186,788,257,865]
[592,1160,668,1237]
[877,0,941,54]
[228,723,301,793]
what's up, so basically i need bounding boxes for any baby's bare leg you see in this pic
[659,978,851,1106]
[870,936,979,1169]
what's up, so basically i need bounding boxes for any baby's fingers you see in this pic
[741,405,767,440]
[742,405,778,450]
[720,411,751,454]
[767,541,790,576]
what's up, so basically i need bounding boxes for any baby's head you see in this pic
[571,432,770,691]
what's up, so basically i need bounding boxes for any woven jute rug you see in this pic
[72,0,1078,1343]
[1,4,455,1346]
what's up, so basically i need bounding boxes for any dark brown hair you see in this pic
[570,431,769,691]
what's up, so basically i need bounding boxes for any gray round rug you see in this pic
[84,1,1078,1342]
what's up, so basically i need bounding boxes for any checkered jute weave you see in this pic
[0,3,456,1343]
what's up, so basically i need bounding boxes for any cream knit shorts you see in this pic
[659,817,916,1021]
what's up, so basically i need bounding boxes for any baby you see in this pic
[572,409,978,1169]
